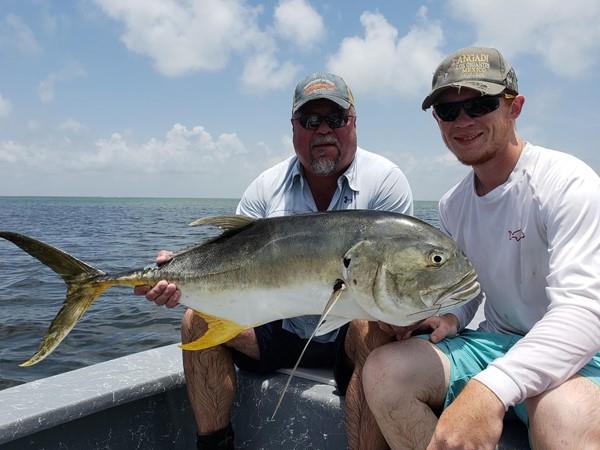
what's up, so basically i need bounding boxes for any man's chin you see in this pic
[310,159,338,176]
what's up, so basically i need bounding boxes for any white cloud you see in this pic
[326,9,444,98]
[0,123,250,174]
[74,124,248,172]
[274,0,325,50]
[241,51,300,91]
[38,62,86,103]
[0,14,41,53]
[96,0,299,91]
[448,0,600,77]
[95,0,266,76]
[59,118,85,132]
[0,93,12,118]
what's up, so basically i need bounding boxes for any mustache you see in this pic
[310,135,340,149]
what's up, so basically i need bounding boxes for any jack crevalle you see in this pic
[0,210,480,368]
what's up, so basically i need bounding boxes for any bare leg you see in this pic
[362,338,450,450]
[527,374,600,449]
[344,320,395,450]
[181,308,260,433]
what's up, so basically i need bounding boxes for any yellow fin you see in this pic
[180,311,246,351]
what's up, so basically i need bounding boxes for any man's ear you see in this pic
[510,95,525,119]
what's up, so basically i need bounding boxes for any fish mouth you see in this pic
[434,269,480,305]
[406,270,480,320]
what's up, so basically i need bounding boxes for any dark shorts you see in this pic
[230,320,353,396]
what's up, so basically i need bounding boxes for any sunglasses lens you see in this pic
[434,95,502,122]
[463,96,500,117]
[299,114,320,129]
[298,113,347,129]
[434,103,461,121]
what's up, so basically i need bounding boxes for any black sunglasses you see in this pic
[293,113,354,130]
[434,94,513,122]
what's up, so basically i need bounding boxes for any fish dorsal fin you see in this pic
[180,311,247,351]
[189,215,255,231]
[315,315,350,336]
[271,279,347,420]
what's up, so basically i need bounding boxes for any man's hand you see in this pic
[133,250,180,308]
[377,313,459,342]
[427,380,505,450]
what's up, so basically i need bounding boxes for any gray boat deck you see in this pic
[0,343,529,449]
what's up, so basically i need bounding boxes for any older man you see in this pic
[136,72,413,450]
[363,47,600,450]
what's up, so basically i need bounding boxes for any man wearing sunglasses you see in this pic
[136,72,413,449]
[363,47,600,449]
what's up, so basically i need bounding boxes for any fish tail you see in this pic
[0,232,113,366]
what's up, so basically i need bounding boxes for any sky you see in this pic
[0,0,599,201]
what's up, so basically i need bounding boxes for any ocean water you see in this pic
[0,197,439,390]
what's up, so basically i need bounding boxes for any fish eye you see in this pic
[428,251,446,267]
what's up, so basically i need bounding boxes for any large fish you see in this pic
[0,210,480,368]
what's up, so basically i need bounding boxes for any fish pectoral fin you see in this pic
[271,279,347,420]
[315,315,350,336]
[180,311,247,351]
[188,215,255,230]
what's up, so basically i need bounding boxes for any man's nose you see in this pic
[316,120,334,133]
[453,108,475,125]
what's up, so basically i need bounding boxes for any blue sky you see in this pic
[1,0,599,200]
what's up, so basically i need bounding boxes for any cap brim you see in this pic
[293,94,351,113]
[421,81,506,110]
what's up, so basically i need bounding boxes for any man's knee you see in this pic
[527,375,600,448]
[182,309,208,344]
[363,339,449,407]
[345,320,393,365]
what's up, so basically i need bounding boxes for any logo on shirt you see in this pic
[508,229,525,241]
[343,195,352,204]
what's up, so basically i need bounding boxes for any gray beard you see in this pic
[310,158,338,176]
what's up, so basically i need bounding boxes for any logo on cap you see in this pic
[451,53,491,76]
[304,79,337,95]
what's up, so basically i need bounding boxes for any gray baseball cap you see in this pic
[292,72,354,113]
[422,47,518,110]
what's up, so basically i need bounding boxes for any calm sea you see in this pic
[0,197,439,390]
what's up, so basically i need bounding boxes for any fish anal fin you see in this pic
[315,315,350,336]
[180,311,247,351]
[188,215,255,231]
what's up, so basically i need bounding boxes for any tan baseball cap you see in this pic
[422,47,518,110]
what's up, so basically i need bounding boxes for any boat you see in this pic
[0,342,530,449]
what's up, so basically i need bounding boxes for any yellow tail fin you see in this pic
[0,232,112,366]
[180,311,247,351]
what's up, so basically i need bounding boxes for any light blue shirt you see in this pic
[236,147,413,342]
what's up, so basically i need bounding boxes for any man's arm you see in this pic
[474,173,600,409]
[369,167,413,214]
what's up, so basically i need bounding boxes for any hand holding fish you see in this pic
[427,379,504,450]
[377,313,459,342]
[133,250,180,308]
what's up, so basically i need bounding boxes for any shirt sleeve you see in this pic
[236,175,267,219]
[474,170,600,409]
[369,167,414,215]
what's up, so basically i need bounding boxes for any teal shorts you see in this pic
[422,329,600,425]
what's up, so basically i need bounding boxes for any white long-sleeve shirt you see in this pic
[439,143,600,409]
